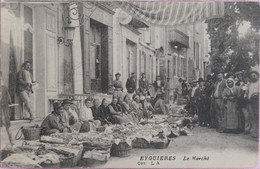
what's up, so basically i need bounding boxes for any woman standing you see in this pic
[222,78,242,133]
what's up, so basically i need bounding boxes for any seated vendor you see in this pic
[132,94,144,120]
[107,96,131,124]
[41,102,72,136]
[98,99,111,125]
[121,95,139,123]
[154,93,168,114]
[91,99,101,121]
[79,98,101,132]
[62,99,79,125]
[118,96,136,123]
[62,99,81,132]
[143,95,154,118]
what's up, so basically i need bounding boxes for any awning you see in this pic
[117,1,225,26]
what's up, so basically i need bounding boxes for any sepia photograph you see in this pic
[1,1,259,168]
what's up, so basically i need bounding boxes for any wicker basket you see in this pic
[132,138,151,148]
[41,161,60,168]
[150,139,170,149]
[50,148,81,167]
[110,142,132,157]
[22,127,41,140]
[83,143,112,151]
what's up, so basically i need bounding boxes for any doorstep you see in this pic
[10,118,43,128]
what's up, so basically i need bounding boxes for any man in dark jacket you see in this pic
[41,102,71,135]
[211,72,226,132]
[126,72,136,99]
[139,73,149,94]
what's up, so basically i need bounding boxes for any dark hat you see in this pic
[216,71,225,75]
[62,99,73,105]
[249,70,259,76]
[206,74,212,80]
[226,73,235,79]
[115,72,121,77]
[131,72,135,75]
[178,78,183,82]
[85,96,94,103]
[53,102,63,110]
[235,70,244,75]
[197,78,204,82]
[141,73,146,76]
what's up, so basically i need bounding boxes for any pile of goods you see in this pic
[4,105,196,168]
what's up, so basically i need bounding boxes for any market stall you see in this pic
[2,106,196,168]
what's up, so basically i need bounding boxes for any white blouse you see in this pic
[80,105,94,121]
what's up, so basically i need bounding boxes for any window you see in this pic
[167,60,170,78]
[128,51,133,77]
[173,56,176,76]
[183,58,187,78]
[156,58,158,76]
[195,42,200,69]
[150,55,153,81]
[143,54,146,75]
[180,58,183,77]
[139,50,142,77]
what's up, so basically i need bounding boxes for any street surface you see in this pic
[1,121,258,168]
[97,126,259,168]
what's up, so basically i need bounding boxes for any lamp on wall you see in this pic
[57,25,75,47]
[57,2,96,47]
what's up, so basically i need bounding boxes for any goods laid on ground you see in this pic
[80,148,111,166]
[5,105,195,168]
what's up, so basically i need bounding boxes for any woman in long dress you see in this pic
[222,78,242,133]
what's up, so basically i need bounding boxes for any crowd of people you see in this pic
[40,72,171,136]
[35,69,260,140]
[182,70,259,139]
[1,61,259,146]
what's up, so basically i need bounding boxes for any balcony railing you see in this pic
[169,29,189,48]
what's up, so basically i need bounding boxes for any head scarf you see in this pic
[225,78,235,94]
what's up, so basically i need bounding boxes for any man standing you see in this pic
[204,75,215,128]
[17,61,34,120]
[175,78,183,101]
[235,70,244,86]
[246,70,259,138]
[212,72,226,132]
[126,72,136,100]
[139,73,149,95]
[235,70,246,132]
[187,80,199,116]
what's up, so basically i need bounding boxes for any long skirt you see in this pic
[111,114,131,124]
[223,100,241,130]
[79,120,101,133]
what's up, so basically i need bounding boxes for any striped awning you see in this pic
[117,1,225,26]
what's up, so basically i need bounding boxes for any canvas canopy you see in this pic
[115,1,224,26]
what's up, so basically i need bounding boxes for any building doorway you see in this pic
[89,19,109,93]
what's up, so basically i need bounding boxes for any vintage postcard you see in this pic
[1,1,259,168]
